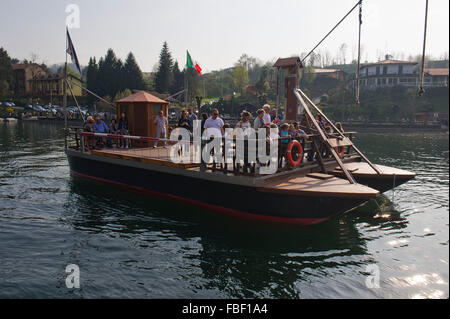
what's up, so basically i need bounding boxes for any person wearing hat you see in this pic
[83,116,96,149]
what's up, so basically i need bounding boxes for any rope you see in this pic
[301,0,362,64]
[65,79,86,123]
[67,79,116,109]
[355,1,363,105]
[418,0,429,96]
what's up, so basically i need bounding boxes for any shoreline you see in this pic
[3,117,449,133]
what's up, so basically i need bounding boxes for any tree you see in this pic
[96,49,125,98]
[154,42,173,94]
[86,57,98,105]
[233,65,248,94]
[339,43,348,65]
[0,47,14,97]
[124,52,145,91]
[170,61,184,95]
[114,88,132,101]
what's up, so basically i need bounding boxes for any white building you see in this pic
[356,57,448,89]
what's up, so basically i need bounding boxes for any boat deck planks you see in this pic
[261,174,379,198]
[330,162,416,178]
[90,147,200,169]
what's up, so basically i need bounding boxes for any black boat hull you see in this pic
[66,150,372,226]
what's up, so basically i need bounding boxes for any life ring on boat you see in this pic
[287,140,303,167]
[335,146,345,158]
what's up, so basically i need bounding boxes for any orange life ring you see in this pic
[287,140,303,167]
[336,146,345,158]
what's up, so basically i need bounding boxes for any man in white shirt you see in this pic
[263,104,271,125]
[153,110,168,148]
[203,108,224,137]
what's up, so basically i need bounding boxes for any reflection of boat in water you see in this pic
[66,179,408,297]
[65,86,414,226]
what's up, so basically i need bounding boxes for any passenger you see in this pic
[118,112,130,148]
[279,123,290,167]
[235,110,251,136]
[204,108,224,137]
[178,110,191,131]
[200,113,208,135]
[83,116,94,131]
[253,109,266,131]
[186,107,197,133]
[293,122,308,139]
[270,108,281,124]
[154,110,168,148]
[93,115,109,148]
[93,115,109,133]
[262,104,271,125]
[336,122,344,134]
[109,118,119,147]
[83,116,95,149]
[288,124,297,138]
[110,118,119,134]
[315,114,327,132]
[223,123,231,138]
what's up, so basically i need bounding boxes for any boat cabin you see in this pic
[115,91,169,141]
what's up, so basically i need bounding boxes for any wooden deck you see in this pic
[329,162,416,179]
[90,147,200,169]
[261,174,379,199]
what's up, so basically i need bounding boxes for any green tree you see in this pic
[185,68,201,104]
[86,57,98,105]
[170,61,184,95]
[124,52,145,91]
[114,88,132,101]
[0,47,14,97]
[233,65,248,94]
[154,42,173,94]
[96,49,125,98]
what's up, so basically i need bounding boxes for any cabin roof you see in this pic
[116,91,168,104]
[273,57,303,68]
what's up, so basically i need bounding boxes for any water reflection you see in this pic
[65,177,406,298]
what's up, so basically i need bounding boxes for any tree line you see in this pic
[86,49,146,105]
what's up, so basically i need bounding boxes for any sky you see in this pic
[0,0,448,73]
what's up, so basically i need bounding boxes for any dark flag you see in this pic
[66,28,81,74]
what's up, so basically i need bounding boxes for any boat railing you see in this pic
[66,128,358,176]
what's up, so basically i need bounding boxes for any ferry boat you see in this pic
[64,85,415,226]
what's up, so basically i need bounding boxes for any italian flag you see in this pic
[186,50,202,76]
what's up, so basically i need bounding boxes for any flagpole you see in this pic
[63,28,68,149]
[184,69,188,108]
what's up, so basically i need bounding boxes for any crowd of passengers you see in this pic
[83,112,130,149]
[82,103,344,167]
[173,104,345,168]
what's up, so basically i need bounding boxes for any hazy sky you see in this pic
[0,0,448,72]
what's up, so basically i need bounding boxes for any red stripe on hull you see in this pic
[70,170,328,226]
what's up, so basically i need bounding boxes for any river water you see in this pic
[0,121,448,298]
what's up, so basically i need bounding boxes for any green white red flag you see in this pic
[186,50,202,76]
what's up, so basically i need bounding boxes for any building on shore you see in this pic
[29,73,82,98]
[12,63,47,95]
[12,63,82,98]
[311,68,347,82]
[354,56,449,89]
